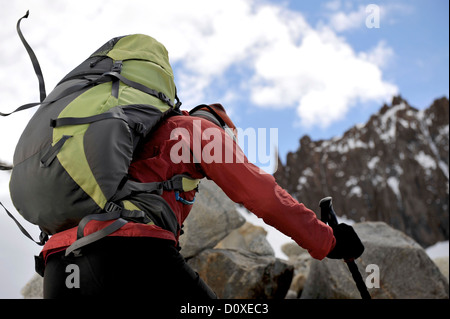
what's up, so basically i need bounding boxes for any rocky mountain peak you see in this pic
[274,95,449,247]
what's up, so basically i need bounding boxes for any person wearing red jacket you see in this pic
[42,104,363,299]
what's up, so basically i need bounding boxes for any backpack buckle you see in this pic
[111,60,123,73]
[162,179,175,191]
[134,122,146,135]
[104,202,122,214]
[158,92,173,106]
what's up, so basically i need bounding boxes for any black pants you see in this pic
[43,237,217,300]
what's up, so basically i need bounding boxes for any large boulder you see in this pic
[215,221,275,256]
[187,248,293,299]
[301,222,449,299]
[178,179,245,258]
[185,190,294,299]
[188,221,291,299]
[21,273,43,299]
[281,242,313,298]
[433,257,449,281]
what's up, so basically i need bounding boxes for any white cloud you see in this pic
[327,4,367,32]
[250,25,397,128]
[360,40,395,68]
[0,0,398,163]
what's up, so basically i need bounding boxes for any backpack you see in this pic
[1,12,200,257]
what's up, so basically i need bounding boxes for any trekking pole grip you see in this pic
[319,196,372,299]
[319,196,338,228]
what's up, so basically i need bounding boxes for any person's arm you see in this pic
[191,120,335,260]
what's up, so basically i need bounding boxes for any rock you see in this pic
[178,179,245,258]
[281,241,309,258]
[281,242,313,298]
[21,273,43,299]
[433,257,449,282]
[215,222,275,256]
[301,222,449,299]
[284,290,298,299]
[187,248,293,299]
[288,253,313,298]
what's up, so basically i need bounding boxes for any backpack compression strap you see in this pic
[1,12,181,117]
[17,11,46,103]
[0,11,46,117]
[110,174,200,203]
[0,201,48,245]
[0,71,178,117]
[103,71,177,108]
[65,205,129,257]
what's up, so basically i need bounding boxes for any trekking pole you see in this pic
[319,197,371,299]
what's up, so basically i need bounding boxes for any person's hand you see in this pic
[327,223,364,260]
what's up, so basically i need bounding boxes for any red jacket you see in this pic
[41,111,335,261]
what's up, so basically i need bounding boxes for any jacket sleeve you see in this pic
[192,119,335,260]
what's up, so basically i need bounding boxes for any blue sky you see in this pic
[0,0,448,298]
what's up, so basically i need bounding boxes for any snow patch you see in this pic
[414,151,437,171]
[367,156,380,170]
[345,176,359,187]
[296,176,307,190]
[417,111,449,179]
[387,176,401,200]
[297,167,314,190]
[328,137,373,153]
[372,175,384,186]
[349,186,362,197]
[376,102,408,142]
[426,241,450,259]
[398,118,409,128]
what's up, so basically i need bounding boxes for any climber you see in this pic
[41,103,364,299]
[4,14,364,300]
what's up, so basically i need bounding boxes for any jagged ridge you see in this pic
[274,96,449,247]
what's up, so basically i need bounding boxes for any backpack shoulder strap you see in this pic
[189,104,238,142]
[189,104,226,127]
